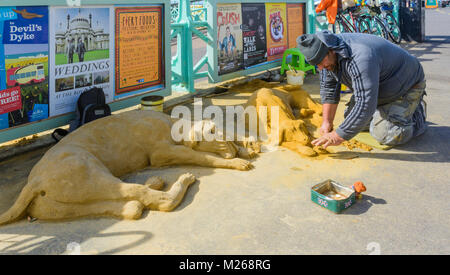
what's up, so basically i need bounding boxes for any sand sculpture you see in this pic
[228,80,327,157]
[230,79,372,156]
[0,110,256,225]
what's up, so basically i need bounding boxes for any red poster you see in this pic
[0,87,22,115]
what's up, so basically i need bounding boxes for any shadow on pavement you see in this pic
[0,222,153,255]
[332,124,450,163]
[343,195,387,215]
[402,35,450,62]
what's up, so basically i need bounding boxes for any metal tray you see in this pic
[311,179,356,213]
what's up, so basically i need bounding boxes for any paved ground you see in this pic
[0,9,448,255]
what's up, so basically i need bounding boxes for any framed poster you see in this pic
[49,6,114,117]
[425,0,438,8]
[0,6,49,130]
[242,3,267,69]
[115,6,164,98]
[287,3,305,49]
[265,3,288,62]
[217,3,244,75]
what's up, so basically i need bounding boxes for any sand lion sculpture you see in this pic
[0,110,257,226]
[233,80,327,157]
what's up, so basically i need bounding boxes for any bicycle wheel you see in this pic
[358,14,372,34]
[332,18,346,34]
[385,13,402,43]
[370,16,389,40]
[357,17,371,34]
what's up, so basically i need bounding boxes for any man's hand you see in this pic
[311,131,345,148]
[319,121,333,136]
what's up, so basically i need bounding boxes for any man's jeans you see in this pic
[344,81,427,146]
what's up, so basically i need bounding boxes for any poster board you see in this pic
[115,6,164,99]
[49,6,115,116]
[265,3,288,62]
[0,0,171,144]
[210,1,309,83]
[217,3,244,75]
[287,3,305,49]
[242,3,267,69]
[425,0,438,8]
[0,6,49,130]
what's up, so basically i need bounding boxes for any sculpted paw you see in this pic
[237,147,257,159]
[313,146,329,155]
[240,138,261,153]
[297,145,317,157]
[194,140,238,159]
[122,201,144,220]
[280,120,311,145]
[230,158,254,171]
[145,176,165,190]
[299,108,315,118]
[178,173,196,186]
[247,141,261,153]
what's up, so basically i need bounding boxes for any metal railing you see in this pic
[170,0,206,23]
[170,0,211,92]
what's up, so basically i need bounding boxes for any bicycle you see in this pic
[358,4,389,40]
[332,6,370,35]
[370,2,402,43]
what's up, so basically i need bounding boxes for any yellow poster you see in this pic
[115,7,164,96]
[287,3,305,50]
[265,3,287,61]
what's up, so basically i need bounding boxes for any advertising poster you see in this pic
[287,3,305,49]
[265,3,288,62]
[242,3,267,69]
[49,7,114,117]
[0,6,49,130]
[115,6,164,98]
[217,3,244,75]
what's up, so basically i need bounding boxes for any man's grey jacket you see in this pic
[316,31,424,140]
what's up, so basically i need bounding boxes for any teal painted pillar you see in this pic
[172,0,195,92]
[307,0,316,34]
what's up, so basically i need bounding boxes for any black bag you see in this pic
[52,87,111,142]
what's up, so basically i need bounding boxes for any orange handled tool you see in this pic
[352,181,367,199]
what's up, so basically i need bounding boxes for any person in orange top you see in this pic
[315,0,339,24]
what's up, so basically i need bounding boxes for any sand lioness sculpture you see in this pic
[0,110,255,226]
[233,80,371,155]
[233,81,326,157]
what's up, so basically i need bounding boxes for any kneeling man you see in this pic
[297,31,427,148]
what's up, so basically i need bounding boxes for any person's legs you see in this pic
[412,100,427,137]
[370,81,427,146]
